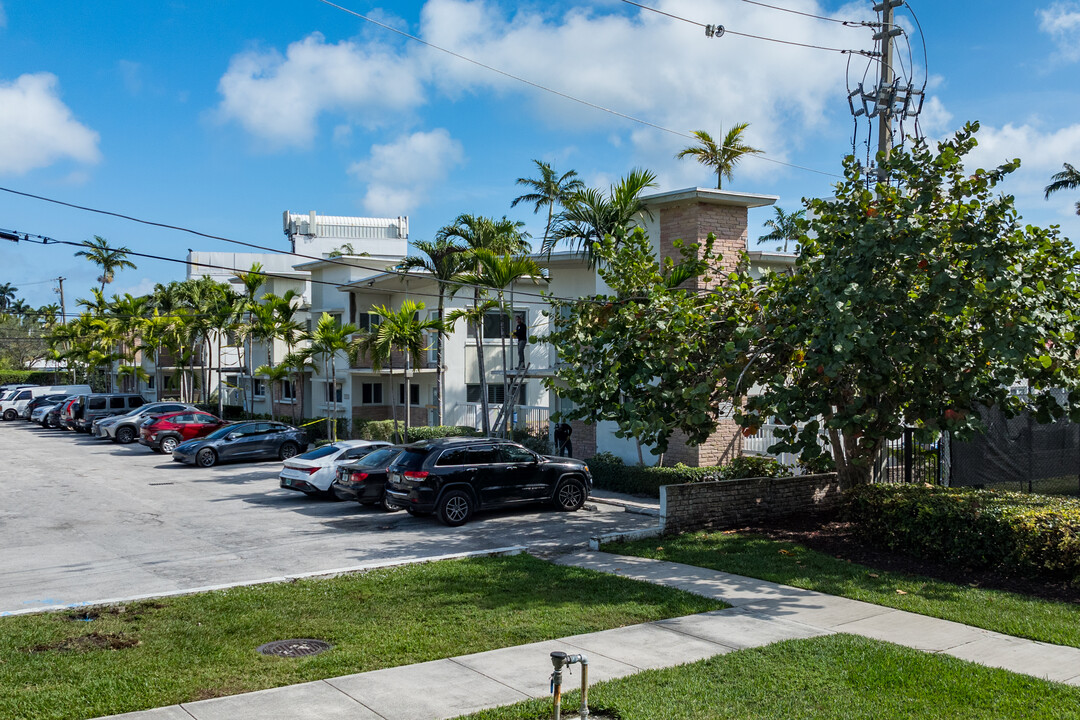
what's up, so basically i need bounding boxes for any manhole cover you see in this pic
[256,639,332,657]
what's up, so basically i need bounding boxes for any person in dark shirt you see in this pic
[514,317,527,367]
[554,422,573,457]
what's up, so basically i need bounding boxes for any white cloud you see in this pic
[216,0,873,184]
[953,121,1080,233]
[214,32,425,148]
[0,73,100,175]
[1038,2,1080,61]
[349,129,465,214]
[111,277,157,298]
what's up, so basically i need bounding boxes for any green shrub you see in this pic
[353,420,479,443]
[586,453,794,498]
[845,485,1080,583]
[0,370,61,386]
[511,427,554,455]
[408,425,482,441]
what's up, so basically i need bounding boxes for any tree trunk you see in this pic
[474,331,490,436]
[217,334,224,418]
[330,354,337,442]
[436,289,445,427]
[499,292,508,439]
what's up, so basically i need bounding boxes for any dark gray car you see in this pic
[171,421,309,467]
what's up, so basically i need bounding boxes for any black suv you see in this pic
[385,437,592,526]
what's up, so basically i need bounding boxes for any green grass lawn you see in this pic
[609,531,1080,648]
[457,634,1080,719]
[0,554,722,720]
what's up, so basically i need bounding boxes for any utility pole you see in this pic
[56,277,66,324]
[874,0,903,181]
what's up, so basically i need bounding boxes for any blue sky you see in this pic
[3,0,1080,308]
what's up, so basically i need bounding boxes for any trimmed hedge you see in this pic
[354,419,481,443]
[587,453,791,498]
[845,485,1080,583]
[0,370,60,386]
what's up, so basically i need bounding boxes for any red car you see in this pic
[139,410,226,454]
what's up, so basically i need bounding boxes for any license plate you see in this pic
[280,476,293,487]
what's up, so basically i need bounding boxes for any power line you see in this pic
[313,0,842,180]
[1,225,593,309]
[0,190,577,305]
[733,0,878,27]
[618,0,877,54]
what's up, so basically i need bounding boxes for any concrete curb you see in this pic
[589,526,663,550]
[590,496,661,517]
[0,546,527,617]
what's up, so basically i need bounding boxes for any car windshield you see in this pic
[297,444,343,460]
[356,447,400,468]
[204,424,240,440]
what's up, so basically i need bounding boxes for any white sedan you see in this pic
[279,440,393,496]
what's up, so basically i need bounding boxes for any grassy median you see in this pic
[0,554,722,720]
[610,531,1080,648]
[459,634,1080,719]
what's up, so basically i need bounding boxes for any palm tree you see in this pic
[398,238,468,426]
[447,299,500,436]
[74,236,137,293]
[0,283,18,311]
[511,160,584,250]
[362,300,444,442]
[452,250,541,437]
[254,362,292,419]
[234,263,265,415]
[1045,162,1080,215]
[676,124,763,190]
[549,168,658,264]
[301,312,361,442]
[760,207,806,253]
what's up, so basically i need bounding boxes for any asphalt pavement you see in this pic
[0,421,657,615]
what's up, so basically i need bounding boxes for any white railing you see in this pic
[459,402,551,437]
[743,423,832,472]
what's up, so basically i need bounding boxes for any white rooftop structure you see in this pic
[283,211,408,259]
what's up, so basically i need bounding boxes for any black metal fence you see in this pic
[872,429,942,485]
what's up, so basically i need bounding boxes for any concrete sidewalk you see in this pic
[105,550,1080,720]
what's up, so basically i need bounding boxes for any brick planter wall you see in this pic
[660,473,841,534]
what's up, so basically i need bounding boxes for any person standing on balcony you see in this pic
[514,317,528,368]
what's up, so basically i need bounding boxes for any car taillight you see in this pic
[350,471,369,482]
[403,470,429,480]
[304,467,319,475]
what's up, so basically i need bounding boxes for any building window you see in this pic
[147,376,155,389]
[281,379,295,401]
[324,382,343,403]
[467,384,506,405]
[253,379,266,397]
[362,382,383,405]
[357,312,382,332]
[399,383,421,406]
[466,310,526,339]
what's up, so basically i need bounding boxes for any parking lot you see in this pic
[0,421,656,614]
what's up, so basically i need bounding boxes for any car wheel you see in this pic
[437,489,474,527]
[160,436,179,454]
[554,477,587,512]
[4,409,18,421]
[279,442,299,460]
[115,426,136,444]
[196,448,217,467]
[380,491,401,513]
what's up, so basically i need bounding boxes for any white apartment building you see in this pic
[128,190,790,467]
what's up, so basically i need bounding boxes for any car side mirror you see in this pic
[226,432,240,441]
